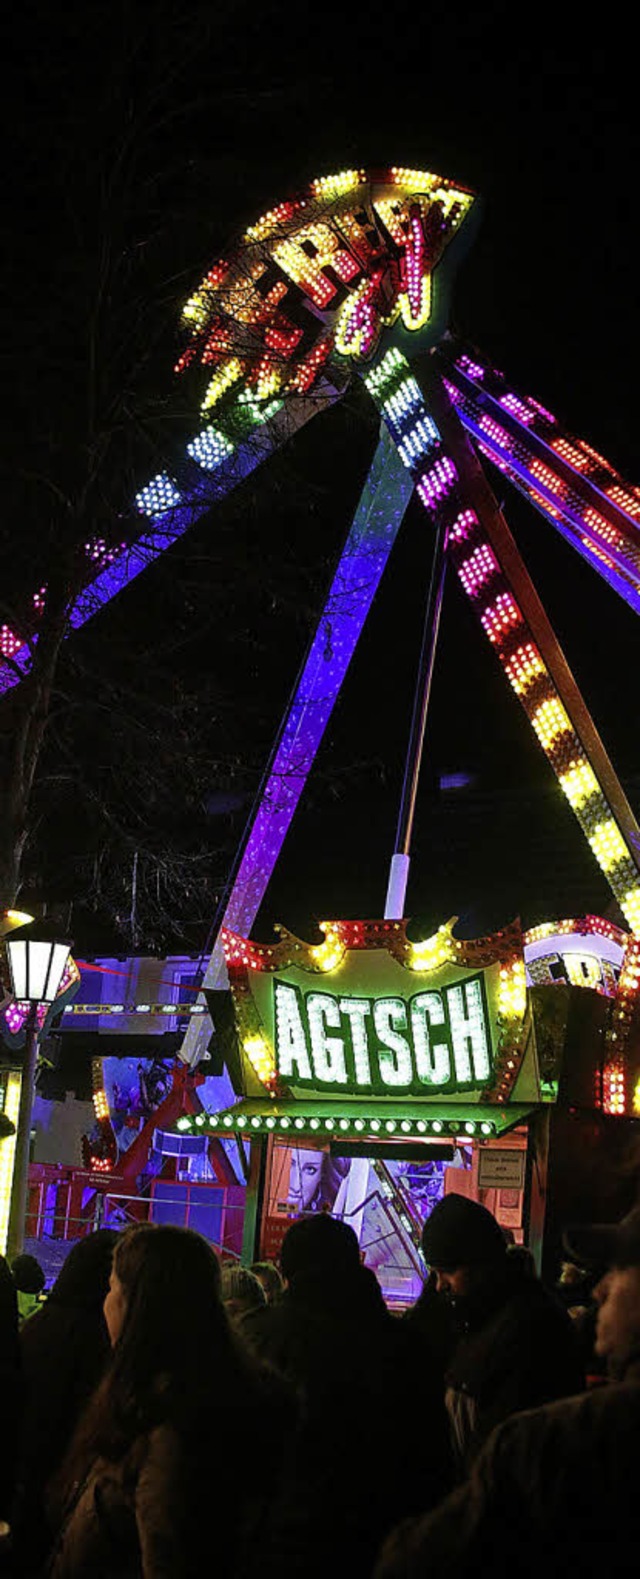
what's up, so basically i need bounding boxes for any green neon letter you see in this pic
[306,993,348,1084]
[411,992,451,1086]
[339,997,373,1086]
[446,979,490,1083]
[373,998,413,1088]
[274,982,313,1081]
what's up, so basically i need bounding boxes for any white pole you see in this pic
[384,852,410,920]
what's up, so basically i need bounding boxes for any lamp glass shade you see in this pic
[6,938,71,1004]
[7,940,27,999]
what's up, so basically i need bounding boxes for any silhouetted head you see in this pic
[11,1254,45,1295]
[281,1213,361,1285]
[103,1223,224,1365]
[49,1230,119,1310]
[565,1206,640,1376]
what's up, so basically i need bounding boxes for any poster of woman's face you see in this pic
[284,1146,351,1215]
[264,1141,476,1304]
[278,1147,469,1219]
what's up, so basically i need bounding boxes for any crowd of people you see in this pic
[0,1189,638,1576]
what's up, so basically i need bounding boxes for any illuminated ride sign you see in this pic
[172,914,640,1145]
[220,917,533,1109]
[272,975,491,1096]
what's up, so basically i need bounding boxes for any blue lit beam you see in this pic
[0,386,341,696]
[178,425,415,1066]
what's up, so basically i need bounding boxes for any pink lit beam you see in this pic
[445,388,640,614]
[473,438,640,615]
[438,342,640,545]
[177,426,414,1066]
[436,345,640,614]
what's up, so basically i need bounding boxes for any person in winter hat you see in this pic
[377,1204,640,1579]
[418,1193,582,1470]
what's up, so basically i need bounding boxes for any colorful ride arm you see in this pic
[435,341,640,615]
[0,387,341,696]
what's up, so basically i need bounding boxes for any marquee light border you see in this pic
[174,1098,537,1143]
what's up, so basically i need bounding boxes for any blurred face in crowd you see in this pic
[288,1148,323,1212]
[433,1266,473,1298]
[594,1265,640,1367]
[432,1262,498,1308]
[104,1266,127,1346]
[559,1260,585,1287]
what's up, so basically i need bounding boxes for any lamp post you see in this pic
[4,935,71,1261]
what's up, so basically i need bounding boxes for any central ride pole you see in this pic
[384,511,449,921]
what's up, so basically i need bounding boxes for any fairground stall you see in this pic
[170,910,640,1301]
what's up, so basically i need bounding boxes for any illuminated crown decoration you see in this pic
[222,916,530,1109]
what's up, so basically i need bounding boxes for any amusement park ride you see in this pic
[3,166,640,1269]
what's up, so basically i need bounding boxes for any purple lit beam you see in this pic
[0,387,340,696]
[436,345,640,615]
[178,425,414,1065]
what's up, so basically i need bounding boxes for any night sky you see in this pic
[4,3,639,957]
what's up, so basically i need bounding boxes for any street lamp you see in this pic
[4,934,71,1260]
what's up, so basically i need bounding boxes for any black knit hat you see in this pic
[421,1193,506,1269]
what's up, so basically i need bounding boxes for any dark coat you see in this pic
[48,1424,188,1578]
[375,1360,640,1579]
[442,1255,584,1469]
[243,1264,453,1579]
[19,1282,112,1478]
[13,1231,118,1571]
[46,1361,294,1578]
[0,1255,22,1523]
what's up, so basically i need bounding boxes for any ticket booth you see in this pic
[175,911,640,1300]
